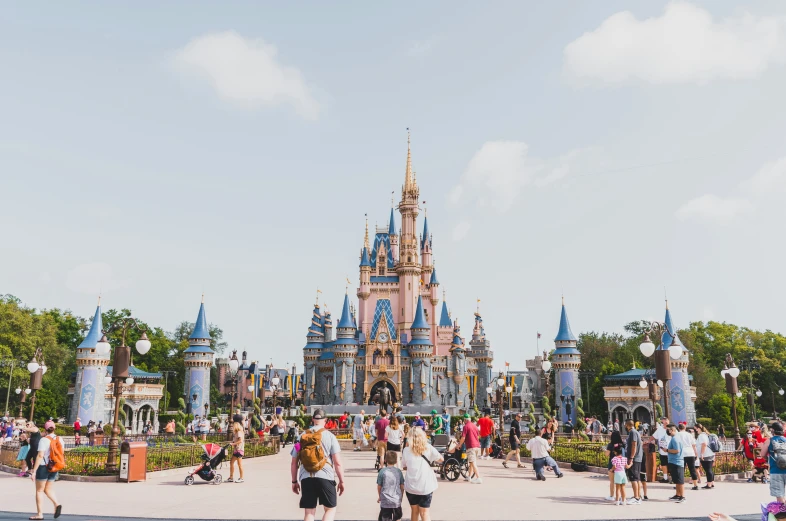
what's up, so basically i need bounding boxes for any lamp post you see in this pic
[159,370,177,413]
[542,353,552,419]
[26,348,46,422]
[738,357,761,421]
[494,372,506,432]
[578,369,596,417]
[228,350,240,413]
[271,372,281,414]
[721,354,742,447]
[95,318,151,472]
[639,370,660,427]
[15,386,31,419]
[773,387,785,418]
[2,359,25,417]
[638,322,682,421]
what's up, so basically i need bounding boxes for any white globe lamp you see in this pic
[542,360,552,372]
[135,332,152,355]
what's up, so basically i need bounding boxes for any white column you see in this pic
[131,408,138,434]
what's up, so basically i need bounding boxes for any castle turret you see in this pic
[303,301,325,405]
[420,211,432,276]
[662,301,696,425]
[184,297,214,417]
[435,293,453,355]
[550,297,581,425]
[69,302,108,424]
[388,205,398,262]
[358,217,372,330]
[408,295,433,405]
[397,132,421,328]
[468,307,493,405]
[334,292,359,403]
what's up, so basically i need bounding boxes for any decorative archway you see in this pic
[632,406,652,426]
[611,405,629,425]
[367,378,399,407]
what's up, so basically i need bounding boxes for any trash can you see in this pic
[119,441,147,482]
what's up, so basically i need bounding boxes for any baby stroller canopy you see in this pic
[203,443,222,459]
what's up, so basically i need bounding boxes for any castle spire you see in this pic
[189,300,210,340]
[421,210,430,250]
[337,292,354,329]
[389,206,396,236]
[554,297,577,343]
[439,295,452,327]
[404,128,414,192]
[411,295,430,330]
[363,214,370,250]
[78,304,104,349]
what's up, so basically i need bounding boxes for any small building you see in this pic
[603,366,696,426]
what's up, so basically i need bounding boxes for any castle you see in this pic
[302,135,494,409]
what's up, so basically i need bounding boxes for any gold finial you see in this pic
[404,128,414,191]
[97,294,101,306]
[316,288,322,306]
[201,293,205,304]
[665,286,669,309]
[561,294,564,306]
[363,214,370,250]
[443,288,446,302]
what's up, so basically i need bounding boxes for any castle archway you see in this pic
[368,378,399,407]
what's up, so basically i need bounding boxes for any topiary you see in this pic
[528,402,537,431]
[655,403,663,423]
[575,398,589,440]
[542,396,553,422]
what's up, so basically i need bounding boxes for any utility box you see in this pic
[119,441,147,482]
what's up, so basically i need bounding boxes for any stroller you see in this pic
[750,456,770,483]
[489,434,504,459]
[184,443,229,485]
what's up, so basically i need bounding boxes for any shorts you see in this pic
[379,507,403,521]
[627,460,642,482]
[35,466,58,482]
[405,492,433,508]
[232,451,244,458]
[614,471,628,485]
[770,473,786,499]
[480,436,491,449]
[377,443,387,458]
[466,447,480,463]
[353,428,364,441]
[299,477,337,509]
[509,439,519,450]
[668,463,685,485]
[659,454,669,467]
[387,442,401,452]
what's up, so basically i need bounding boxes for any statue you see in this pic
[375,382,392,415]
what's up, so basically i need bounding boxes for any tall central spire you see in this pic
[404,129,414,191]
[363,214,370,250]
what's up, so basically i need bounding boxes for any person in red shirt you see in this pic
[374,410,390,469]
[73,418,82,446]
[477,412,495,460]
[339,412,348,429]
[458,414,483,484]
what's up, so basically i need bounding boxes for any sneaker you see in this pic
[557,473,564,478]
[642,496,649,501]
[605,496,616,502]
[353,448,361,452]
[676,496,686,503]
[747,478,753,483]
[668,495,680,501]
[463,476,470,481]
[616,500,622,506]
[691,486,699,490]
[470,477,483,484]
[626,498,641,505]
[226,478,234,483]
[235,478,244,483]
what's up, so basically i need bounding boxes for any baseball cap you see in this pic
[431,409,437,415]
[232,414,243,423]
[44,420,56,431]
[312,408,326,420]
[463,413,470,419]
[415,412,421,416]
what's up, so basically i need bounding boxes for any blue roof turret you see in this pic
[360,246,371,267]
[450,321,465,351]
[307,305,325,338]
[189,302,210,340]
[554,299,577,342]
[337,293,355,329]
[662,302,688,353]
[389,207,396,236]
[429,266,439,285]
[411,295,430,330]
[421,215,431,250]
[439,300,452,327]
[78,305,104,349]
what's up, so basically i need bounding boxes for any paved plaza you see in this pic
[0,449,769,521]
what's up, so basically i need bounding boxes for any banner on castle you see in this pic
[77,366,101,424]
[188,367,207,417]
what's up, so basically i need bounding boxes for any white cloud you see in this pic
[563,2,786,85]
[743,157,786,195]
[452,221,471,241]
[65,262,130,295]
[675,194,753,222]
[174,31,319,119]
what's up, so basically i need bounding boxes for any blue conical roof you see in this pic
[554,303,577,342]
[450,321,464,350]
[411,295,430,330]
[360,246,371,267]
[439,301,451,327]
[307,305,325,337]
[662,304,687,352]
[189,302,211,340]
[388,207,396,235]
[430,267,439,285]
[337,293,354,329]
[421,215,430,250]
[78,306,103,348]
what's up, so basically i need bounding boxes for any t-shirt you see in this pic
[676,431,696,458]
[509,419,521,440]
[375,418,390,442]
[234,430,245,453]
[652,426,669,456]
[767,436,786,475]
[37,434,56,465]
[376,466,404,508]
[478,417,494,438]
[441,414,451,434]
[696,433,714,460]
[462,421,480,449]
[667,435,684,466]
[386,425,404,445]
[611,455,628,472]
[353,414,364,429]
[412,418,426,429]
[290,426,341,481]
[526,436,551,459]
[401,445,441,495]
[626,428,643,462]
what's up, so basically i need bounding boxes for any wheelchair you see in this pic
[432,435,469,482]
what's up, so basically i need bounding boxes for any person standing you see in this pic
[29,421,62,520]
[666,424,686,503]
[228,417,245,483]
[386,415,405,468]
[759,421,786,504]
[412,413,426,429]
[676,423,699,490]
[610,446,631,506]
[604,430,626,501]
[375,410,390,470]
[199,416,210,442]
[25,423,41,477]
[652,417,671,482]
[718,424,726,440]
[352,410,365,452]
[440,409,451,437]
[502,413,525,469]
[291,409,345,521]
[477,411,494,460]
[429,410,444,436]
[696,424,715,489]
[457,415,482,484]
[73,418,81,447]
[527,431,564,480]
[401,427,443,521]
[624,419,644,504]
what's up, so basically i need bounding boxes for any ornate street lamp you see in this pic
[639,321,681,420]
[97,318,151,472]
[271,372,281,413]
[228,350,240,412]
[721,354,742,446]
[27,348,45,422]
[2,358,26,417]
[737,357,761,421]
[15,386,31,419]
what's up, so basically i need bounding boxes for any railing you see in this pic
[61,433,233,449]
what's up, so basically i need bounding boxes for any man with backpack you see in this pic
[30,420,63,520]
[291,409,345,521]
[760,421,786,503]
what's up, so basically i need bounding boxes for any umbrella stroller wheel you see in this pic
[184,475,195,486]
[214,473,223,484]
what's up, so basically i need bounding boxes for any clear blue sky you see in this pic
[2,1,786,370]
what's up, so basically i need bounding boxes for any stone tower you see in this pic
[408,295,433,405]
[69,303,108,424]
[183,298,214,417]
[663,302,696,425]
[550,298,582,425]
[334,292,359,403]
[468,309,493,406]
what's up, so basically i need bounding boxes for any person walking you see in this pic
[25,423,41,478]
[527,431,563,480]
[759,421,786,504]
[73,418,81,447]
[386,415,404,468]
[502,413,525,469]
[676,423,699,490]
[401,427,443,521]
[227,416,245,483]
[696,424,716,489]
[478,411,494,460]
[718,424,726,440]
[290,409,345,521]
[29,421,62,520]
[624,419,644,504]
[457,414,482,484]
[16,431,30,477]
[199,416,210,442]
[377,451,404,521]
[375,410,390,470]
[352,410,365,452]
[666,424,686,503]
